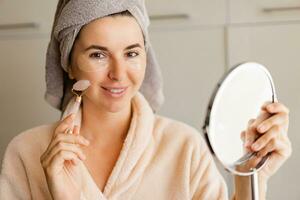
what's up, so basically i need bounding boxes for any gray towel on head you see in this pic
[45,0,164,114]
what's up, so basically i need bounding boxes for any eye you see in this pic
[126,51,139,58]
[90,52,106,59]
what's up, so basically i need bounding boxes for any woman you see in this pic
[0,0,292,199]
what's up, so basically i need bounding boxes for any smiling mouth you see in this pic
[101,86,128,95]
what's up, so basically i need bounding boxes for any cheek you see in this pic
[77,55,109,73]
[130,64,146,86]
[73,71,97,83]
[72,58,106,81]
[130,53,147,70]
[84,80,104,99]
[127,55,147,82]
[128,59,143,70]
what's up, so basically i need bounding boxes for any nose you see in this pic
[108,58,125,82]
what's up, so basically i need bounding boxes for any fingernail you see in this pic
[252,143,259,151]
[258,125,265,132]
[244,141,250,147]
[267,104,273,111]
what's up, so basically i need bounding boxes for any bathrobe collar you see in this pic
[74,92,155,199]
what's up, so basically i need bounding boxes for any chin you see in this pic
[104,100,131,113]
[105,105,128,114]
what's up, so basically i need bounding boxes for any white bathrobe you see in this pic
[0,92,228,199]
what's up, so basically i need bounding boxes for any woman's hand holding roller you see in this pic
[40,114,90,200]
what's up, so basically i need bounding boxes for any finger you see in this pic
[255,109,272,125]
[43,142,86,167]
[240,131,246,142]
[244,120,257,148]
[261,101,272,111]
[54,114,76,137]
[73,125,80,136]
[241,131,253,154]
[256,138,280,158]
[240,130,247,152]
[47,151,81,174]
[45,123,78,155]
[48,133,90,152]
[43,145,85,168]
[257,113,288,133]
[248,118,255,125]
[243,154,263,170]
[246,110,273,144]
[265,102,289,115]
[43,150,80,169]
[68,158,80,166]
[251,125,280,152]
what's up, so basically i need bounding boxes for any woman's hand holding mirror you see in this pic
[245,102,292,181]
[237,102,291,178]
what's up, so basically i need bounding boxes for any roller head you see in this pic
[73,80,91,91]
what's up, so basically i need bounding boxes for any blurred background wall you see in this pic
[0,0,299,199]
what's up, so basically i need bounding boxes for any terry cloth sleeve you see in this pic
[0,139,32,199]
[189,133,229,200]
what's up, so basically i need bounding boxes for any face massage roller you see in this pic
[65,80,91,134]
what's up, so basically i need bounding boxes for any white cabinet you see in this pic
[0,37,60,163]
[228,24,300,200]
[0,0,57,34]
[146,0,226,28]
[229,0,300,24]
[149,28,226,130]
[228,1,300,198]
[146,0,227,130]
[0,0,59,165]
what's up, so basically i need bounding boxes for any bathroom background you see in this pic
[0,0,299,199]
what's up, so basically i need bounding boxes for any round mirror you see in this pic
[202,62,277,199]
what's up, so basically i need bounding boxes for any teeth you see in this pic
[109,88,125,93]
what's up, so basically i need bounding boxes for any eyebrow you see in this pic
[84,43,142,52]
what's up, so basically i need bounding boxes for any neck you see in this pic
[80,99,133,145]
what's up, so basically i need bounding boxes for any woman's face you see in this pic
[69,15,147,113]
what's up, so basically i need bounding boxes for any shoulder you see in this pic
[153,115,207,153]
[154,114,204,142]
[4,122,58,158]
[0,123,58,198]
